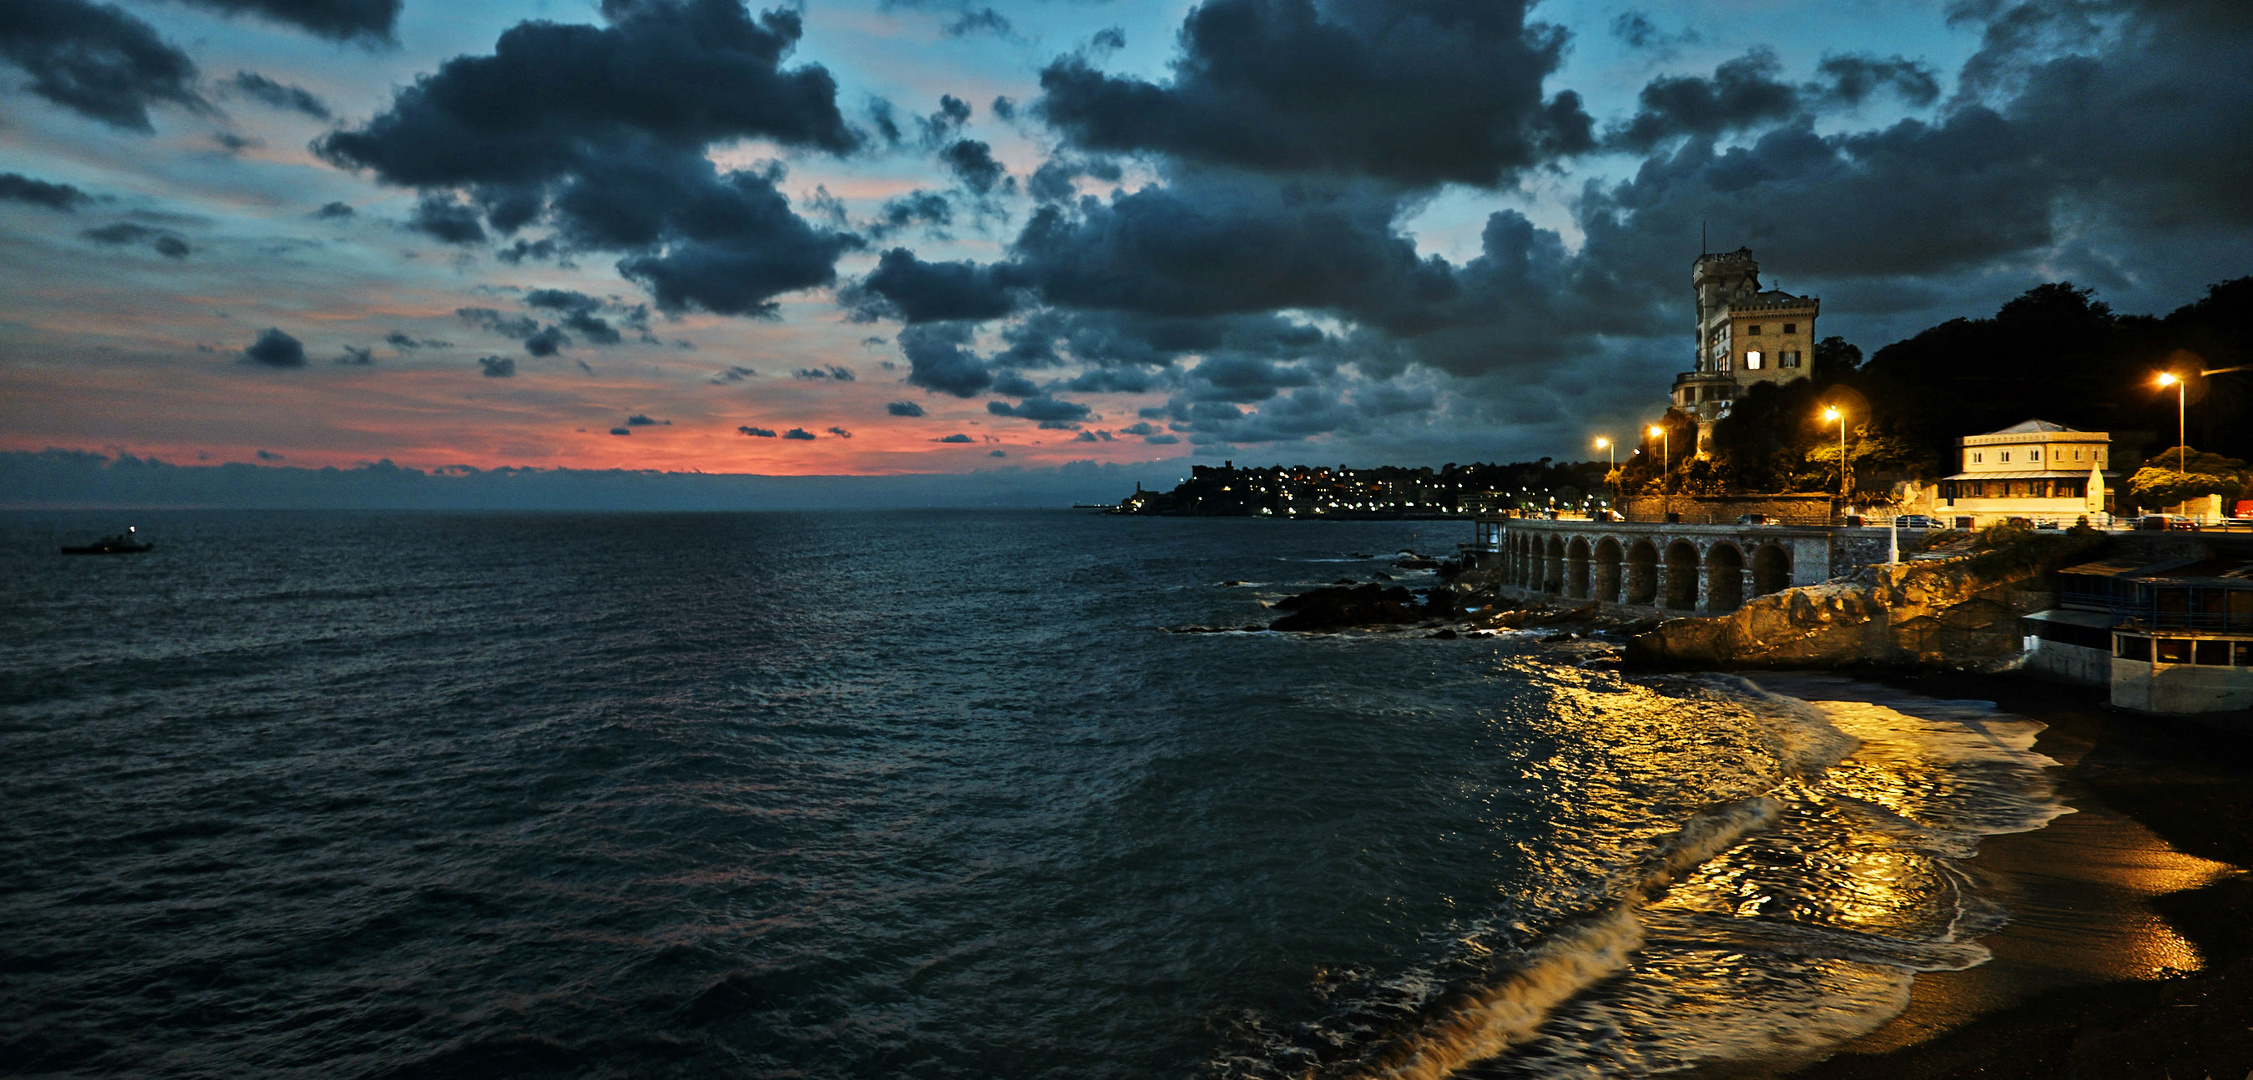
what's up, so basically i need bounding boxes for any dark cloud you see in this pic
[523,326,568,355]
[165,0,399,43]
[0,0,206,132]
[1025,155,1122,203]
[1089,26,1124,52]
[337,344,373,364]
[1610,10,1699,53]
[1815,54,1941,107]
[738,425,777,436]
[792,364,855,381]
[941,139,1007,194]
[1608,49,1945,152]
[826,426,853,438]
[942,7,1010,37]
[611,427,632,435]
[212,132,261,154]
[989,448,1007,457]
[525,288,625,344]
[845,247,1027,323]
[0,172,92,211]
[867,97,903,145]
[477,355,516,377]
[626,413,666,425]
[869,190,952,239]
[986,395,1091,428]
[255,449,285,460]
[457,307,541,340]
[314,201,355,220]
[409,193,487,244]
[935,433,974,442]
[712,365,757,383]
[384,330,443,350]
[898,321,991,397]
[317,0,862,317]
[781,427,816,440]
[1071,429,1113,442]
[919,94,972,146]
[1035,0,1594,187]
[228,70,331,119]
[241,327,306,368]
[495,237,560,264]
[990,95,1015,121]
[81,221,190,258]
[886,400,926,416]
[1605,49,1801,151]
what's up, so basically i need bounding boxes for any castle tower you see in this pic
[1668,247,1818,455]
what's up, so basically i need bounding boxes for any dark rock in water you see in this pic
[1428,628,1458,639]
[1392,556,1441,570]
[1217,580,1249,587]
[1371,571,1393,580]
[1270,583,1460,632]
[1349,552,1375,559]
[1540,631,1577,642]
[1332,578,1358,586]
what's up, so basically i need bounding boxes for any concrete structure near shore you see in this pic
[1472,517,1891,614]
[2025,552,2253,713]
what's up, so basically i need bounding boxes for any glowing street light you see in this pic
[1823,405,1849,507]
[1648,425,1668,477]
[2157,371,2186,477]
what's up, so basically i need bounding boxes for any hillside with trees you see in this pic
[1613,276,2253,508]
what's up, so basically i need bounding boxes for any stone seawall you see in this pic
[1623,557,2056,671]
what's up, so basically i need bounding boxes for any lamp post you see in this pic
[1595,436,1612,514]
[1648,425,1670,518]
[1823,405,1848,513]
[2157,371,2186,477]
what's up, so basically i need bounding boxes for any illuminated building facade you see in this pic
[1669,248,1819,455]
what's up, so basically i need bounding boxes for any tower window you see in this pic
[1745,350,1762,369]
[1747,325,1763,335]
[1783,323,1797,334]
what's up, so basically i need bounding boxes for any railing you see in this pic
[2062,581,2253,632]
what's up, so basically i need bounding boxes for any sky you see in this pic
[1,0,2249,504]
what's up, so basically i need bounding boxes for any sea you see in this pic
[0,509,2069,1079]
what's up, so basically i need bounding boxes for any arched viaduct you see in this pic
[1472,518,1862,615]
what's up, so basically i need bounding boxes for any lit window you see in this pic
[1745,351,1762,369]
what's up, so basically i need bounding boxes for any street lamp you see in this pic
[2157,371,2186,477]
[1595,436,1613,512]
[1823,405,1848,507]
[1647,425,1668,479]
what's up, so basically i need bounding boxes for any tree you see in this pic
[1811,336,1862,380]
[2124,447,2250,509]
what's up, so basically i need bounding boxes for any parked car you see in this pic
[1892,514,1939,528]
[2138,514,2200,531]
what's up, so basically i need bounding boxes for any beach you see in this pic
[1780,671,2253,1079]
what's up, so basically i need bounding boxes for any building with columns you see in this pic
[1670,248,1820,454]
[1935,419,2117,525]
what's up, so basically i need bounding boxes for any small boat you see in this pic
[61,527,154,555]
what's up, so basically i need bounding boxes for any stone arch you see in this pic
[1593,537,1624,604]
[1664,539,1701,611]
[1753,543,1791,597]
[1566,537,1592,599]
[1706,542,1745,613]
[1626,540,1659,606]
[1544,536,1566,595]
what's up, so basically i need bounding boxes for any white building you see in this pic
[1935,419,2117,525]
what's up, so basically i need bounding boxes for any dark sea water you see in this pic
[0,511,2066,1079]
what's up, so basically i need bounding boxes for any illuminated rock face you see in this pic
[1669,248,1820,455]
[1625,560,2054,671]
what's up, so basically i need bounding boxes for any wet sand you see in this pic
[1778,670,2253,1079]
